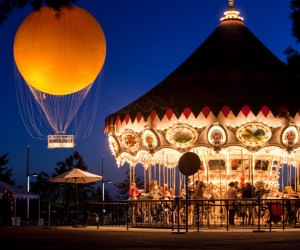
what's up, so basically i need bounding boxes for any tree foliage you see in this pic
[0,153,15,185]
[50,151,94,208]
[284,46,300,77]
[291,0,300,43]
[286,0,300,76]
[30,171,53,215]
[54,150,88,175]
[0,0,78,23]
[30,151,108,223]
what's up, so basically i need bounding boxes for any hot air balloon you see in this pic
[13,5,106,148]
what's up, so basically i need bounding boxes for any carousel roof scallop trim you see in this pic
[166,109,174,120]
[136,112,143,123]
[105,105,300,133]
[221,106,231,117]
[261,106,271,117]
[202,106,211,118]
[183,107,192,119]
[241,105,251,117]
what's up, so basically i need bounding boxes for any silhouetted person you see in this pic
[83,209,89,227]
[242,182,255,198]
[226,182,237,225]
[241,181,255,225]
[2,188,13,227]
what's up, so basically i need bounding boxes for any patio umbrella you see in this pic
[49,168,103,204]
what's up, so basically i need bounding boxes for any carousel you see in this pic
[104,0,300,200]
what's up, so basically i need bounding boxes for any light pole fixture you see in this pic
[26,145,30,220]
[101,156,111,201]
[26,145,37,220]
[102,180,111,202]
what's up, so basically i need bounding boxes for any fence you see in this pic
[41,197,300,231]
[83,197,300,231]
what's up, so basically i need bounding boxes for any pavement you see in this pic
[1,225,300,249]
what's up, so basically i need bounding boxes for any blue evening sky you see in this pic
[0,0,297,196]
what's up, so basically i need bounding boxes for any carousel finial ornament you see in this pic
[220,0,244,22]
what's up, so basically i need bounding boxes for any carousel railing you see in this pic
[84,197,300,231]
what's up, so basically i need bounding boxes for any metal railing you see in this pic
[83,197,300,231]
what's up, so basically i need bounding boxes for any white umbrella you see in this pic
[49,168,103,204]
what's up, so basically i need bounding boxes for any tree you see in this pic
[285,1,300,76]
[291,0,300,43]
[30,151,106,224]
[30,171,53,217]
[51,151,96,211]
[284,46,300,77]
[54,150,88,174]
[0,0,78,23]
[0,153,15,185]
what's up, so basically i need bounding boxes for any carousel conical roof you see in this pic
[105,7,300,127]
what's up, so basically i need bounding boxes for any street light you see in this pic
[26,145,37,220]
[101,156,111,201]
[102,180,111,201]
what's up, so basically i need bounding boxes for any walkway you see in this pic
[1,226,300,249]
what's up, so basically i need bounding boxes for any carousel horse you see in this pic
[259,184,280,225]
[282,186,300,225]
[135,180,162,223]
[146,180,161,199]
[192,180,204,199]
[181,182,213,226]
[178,188,190,225]
[209,185,227,224]
[253,181,272,225]
[157,185,175,224]
[199,184,215,225]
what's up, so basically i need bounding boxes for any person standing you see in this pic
[241,181,255,225]
[242,181,255,198]
[2,188,13,227]
[83,208,89,227]
[193,180,204,199]
[226,182,238,225]
[128,182,140,200]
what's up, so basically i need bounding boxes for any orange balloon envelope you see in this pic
[14,6,106,95]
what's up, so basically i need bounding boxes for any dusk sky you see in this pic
[0,0,297,197]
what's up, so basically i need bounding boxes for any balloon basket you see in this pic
[48,135,75,148]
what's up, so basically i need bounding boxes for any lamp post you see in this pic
[102,156,104,201]
[26,145,30,220]
[101,156,111,226]
[101,156,111,201]
[102,180,112,201]
[26,145,37,220]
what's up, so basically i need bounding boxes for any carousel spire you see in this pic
[220,0,244,22]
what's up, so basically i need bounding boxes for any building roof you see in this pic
[0,181,39,200]
[105,5,300,126]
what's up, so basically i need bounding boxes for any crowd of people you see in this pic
[128,181,176,201]
[127,178,300,226]
[225,181,255,225]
